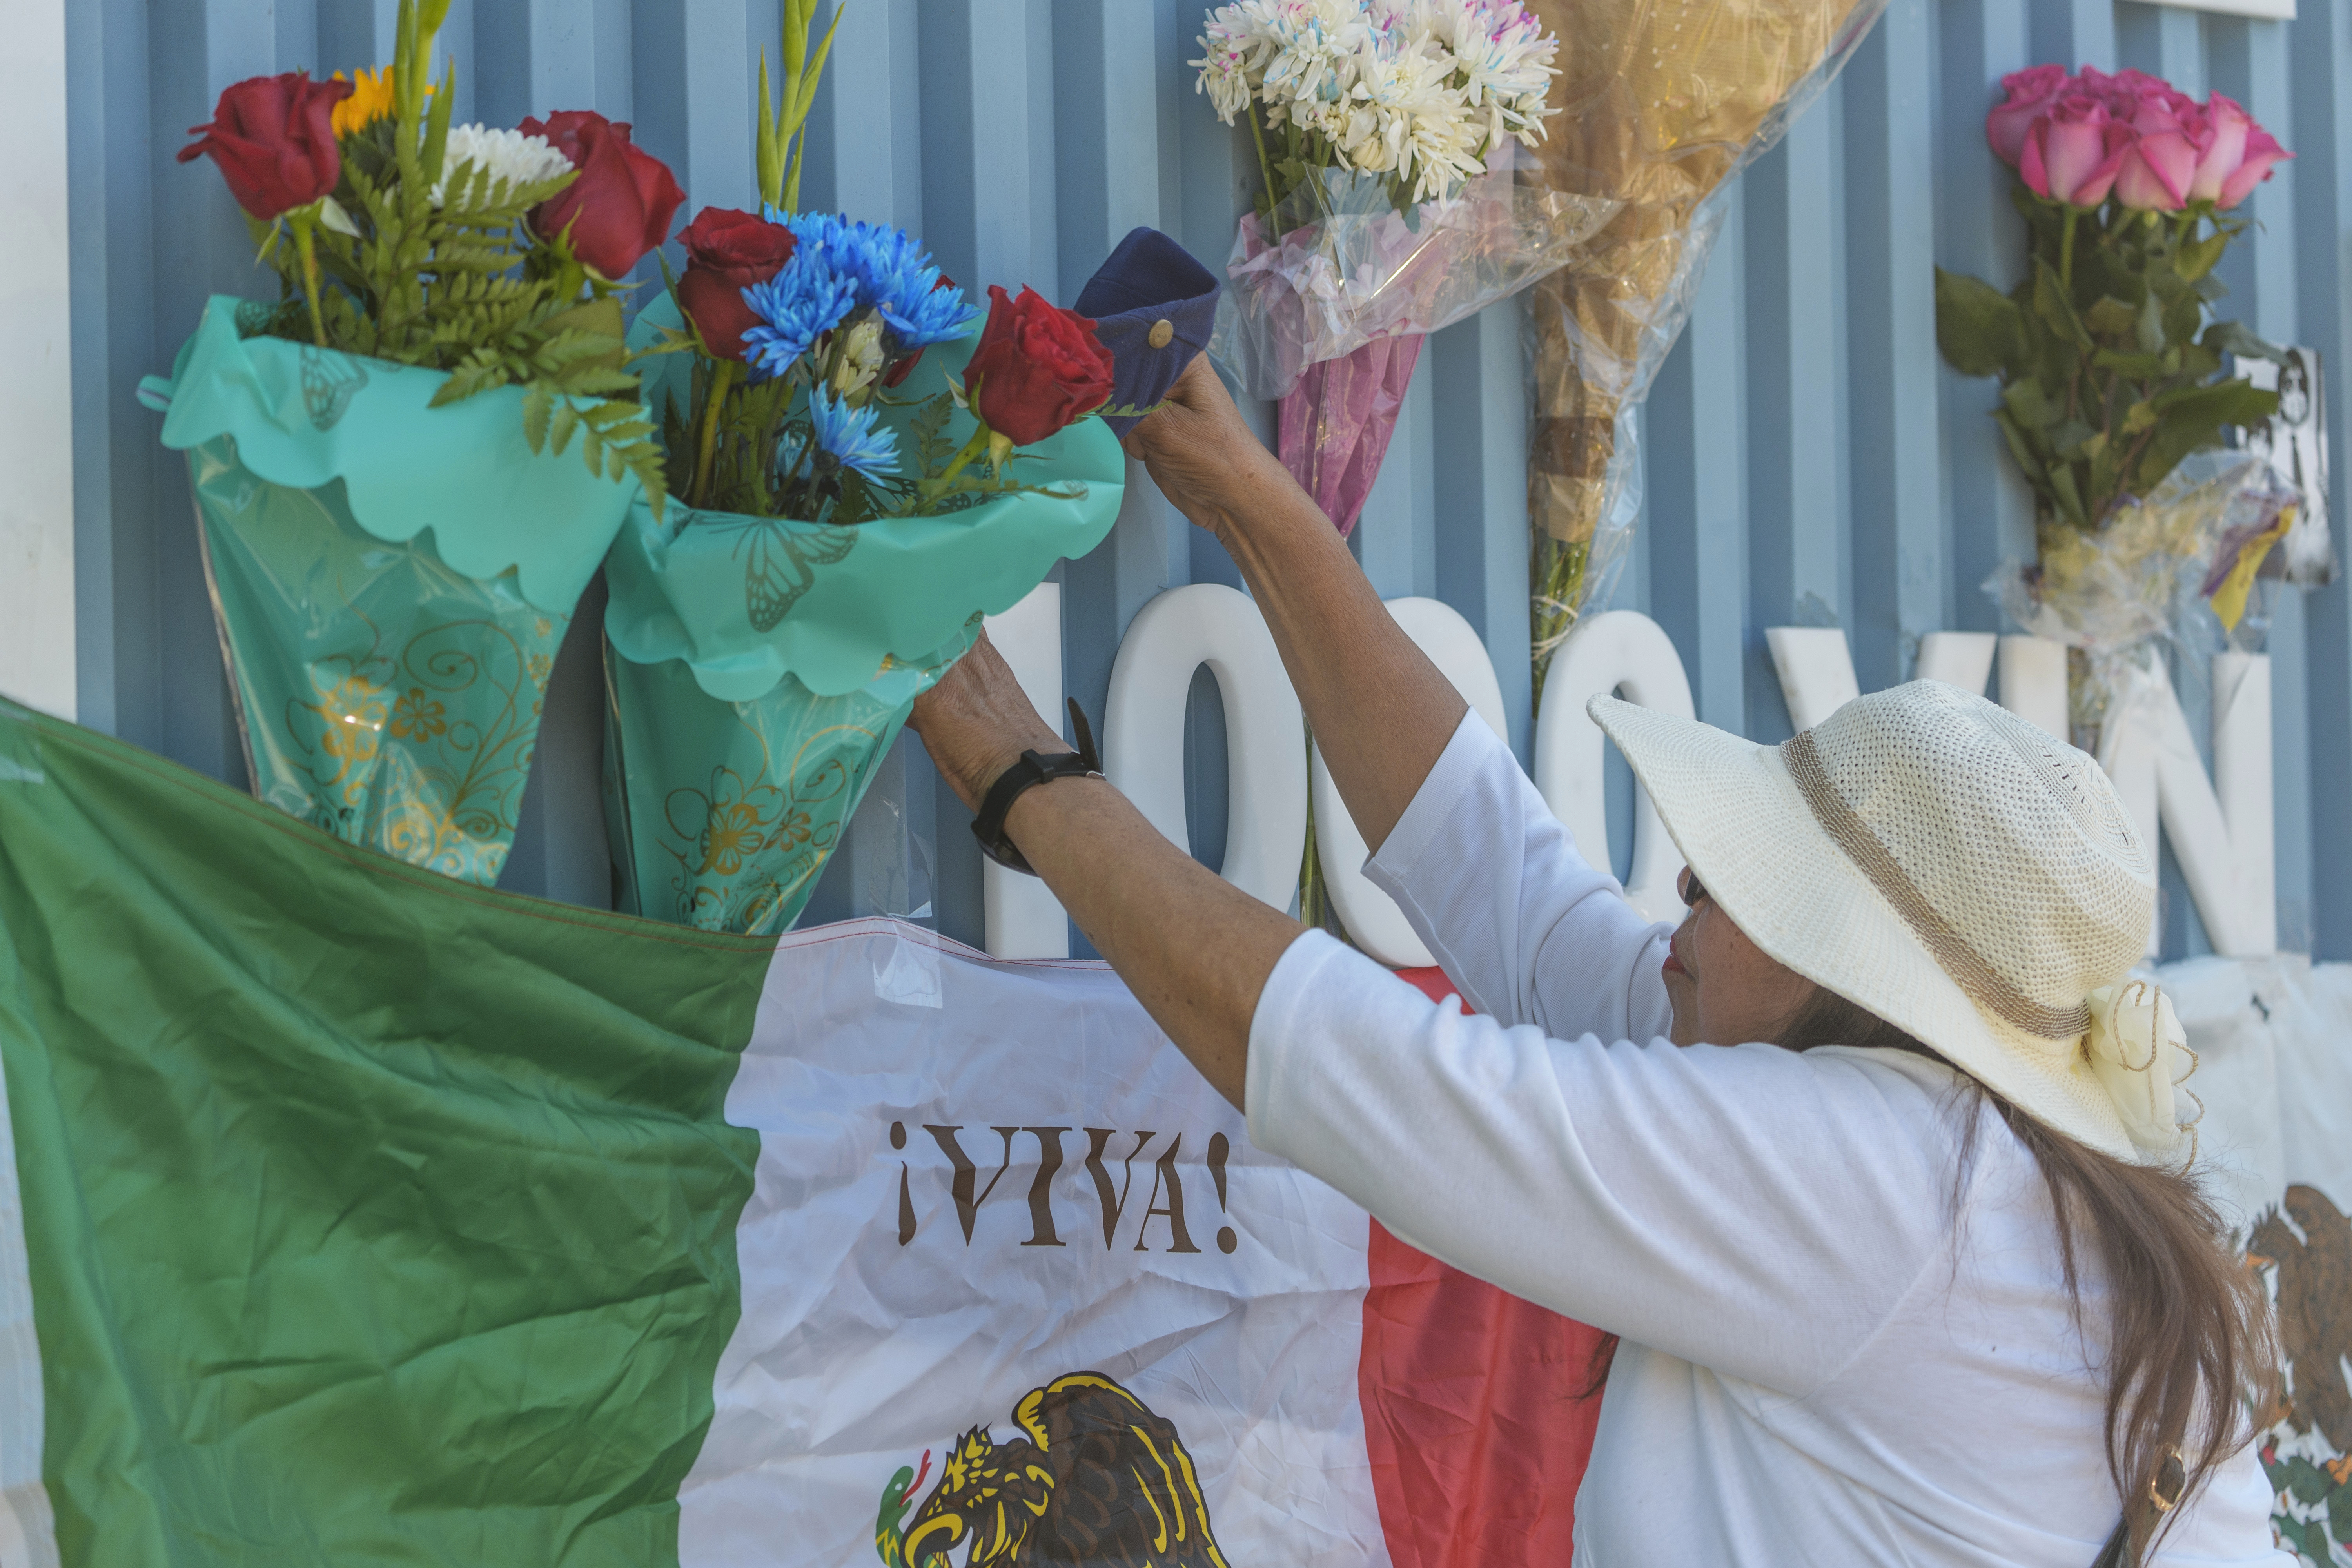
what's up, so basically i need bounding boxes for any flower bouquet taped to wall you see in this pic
[1939,65,2294,750]
[603,1,1181,935]
[140,0,677,884]
[1194,0,1613,536]
[1521,0,1883,698]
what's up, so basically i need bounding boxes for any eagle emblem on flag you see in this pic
[876,1372,1231,1568]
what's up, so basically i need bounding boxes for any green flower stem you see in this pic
[928,423,995,500]
[289,208,329,348]
[693,358,739,506]
[2059,205,2079,292]
[1249,107,1279,220]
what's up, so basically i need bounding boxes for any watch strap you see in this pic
[969,699,1103,876]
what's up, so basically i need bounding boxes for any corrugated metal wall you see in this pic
[63,0,2352,960]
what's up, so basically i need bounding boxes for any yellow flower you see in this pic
[388,686,447,741]
[331,67,416,138]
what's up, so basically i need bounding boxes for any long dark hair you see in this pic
[1584,984,2279,1564]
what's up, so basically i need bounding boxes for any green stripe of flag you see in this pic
[0,703,771,1566]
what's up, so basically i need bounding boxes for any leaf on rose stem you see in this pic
[2165,291,2207,350]
[2002,379,2063,429]
[1989,407,2049,489]
[2062,425,2107,463]
[2132,380,2279,493]
[2176,227,2229,283]
[2202,318,2287,366]
[2093,346,2166,379]
[2032,259,2094,351]
[2047,461,2089,529]
[2084,296,2137,338]
[1934,267,2027,379]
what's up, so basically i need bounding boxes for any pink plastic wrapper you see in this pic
[1279,336,1423,537]
[1210,147,1615,534]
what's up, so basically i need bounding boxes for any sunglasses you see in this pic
[1679,868,1711,909]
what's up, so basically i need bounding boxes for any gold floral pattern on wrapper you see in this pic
[187,431,575,887]
[604,639,969,938]
[280,616,566,884]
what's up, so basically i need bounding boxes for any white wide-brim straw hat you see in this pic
[1591,681,2198,1166]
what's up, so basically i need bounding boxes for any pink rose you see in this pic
[2189,93,2294,208]
[2022,97,2129,208]
[2112,116,2199,211]
[1987,64,2068,166]
[2220,122,2291,208]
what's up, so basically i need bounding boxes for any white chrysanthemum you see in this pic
[430,125,575,206]
[1190,0,1557,203]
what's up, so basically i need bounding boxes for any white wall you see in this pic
[0,0,75,720]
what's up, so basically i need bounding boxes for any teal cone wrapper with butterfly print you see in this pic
[137,296,642,884]
[600,294,1123,933]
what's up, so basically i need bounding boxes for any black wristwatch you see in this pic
[970,699,1104,876]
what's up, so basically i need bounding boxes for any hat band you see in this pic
[1781,731,2092,1041]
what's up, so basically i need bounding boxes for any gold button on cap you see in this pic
[1147,319,1174,349]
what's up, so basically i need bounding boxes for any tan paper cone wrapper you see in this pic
[1526,0,1878,544]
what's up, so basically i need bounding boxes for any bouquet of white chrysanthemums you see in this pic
[1194,0,1606,537]
[1195,0,1561,219]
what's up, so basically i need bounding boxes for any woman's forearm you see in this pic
[1004,775,1305,1108]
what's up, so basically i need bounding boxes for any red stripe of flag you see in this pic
[1357,968,1608,1566]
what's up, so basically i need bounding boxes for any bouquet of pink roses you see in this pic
[1940,64,2296,746]
[1941,65,2291,534]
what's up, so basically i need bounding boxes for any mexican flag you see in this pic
[0,701,1604,1567]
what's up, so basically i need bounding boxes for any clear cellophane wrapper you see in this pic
[1986,453,2294,750]
[1522,0,1888,661]
[1209,143,1616,403]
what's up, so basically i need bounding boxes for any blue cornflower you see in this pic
[767,207,980,350]
[740,249,858,382]
[806,389,900,479]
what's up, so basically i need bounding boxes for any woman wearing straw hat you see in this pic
[908,357,2283,1566]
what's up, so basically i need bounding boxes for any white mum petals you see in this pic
[1188,0,1559,205]
[430,125,575,206]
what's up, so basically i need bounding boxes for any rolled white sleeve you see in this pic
[1364,711,1673,1043]
[1245,930,1959,1397]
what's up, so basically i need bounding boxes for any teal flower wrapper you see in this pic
[605,296,1125,703]
[601,294,1122,933]
[143,296,641,615]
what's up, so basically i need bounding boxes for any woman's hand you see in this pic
[907,631,1069,813]
[1120,354,1301,544]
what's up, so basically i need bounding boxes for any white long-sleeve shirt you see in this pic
[1245,713,2284,1566]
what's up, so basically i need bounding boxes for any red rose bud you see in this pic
[178,72,354,222]
[676,207,796,361]
[881,274,959,390]
[519,110,685,279]
[967,285,1116,446]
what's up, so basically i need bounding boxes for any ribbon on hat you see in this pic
[2082,980,2202,1161]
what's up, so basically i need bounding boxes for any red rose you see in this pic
[178,73,354,222]
[676,207,796,361]
[518,110,685,279]
[966,285,1115,446]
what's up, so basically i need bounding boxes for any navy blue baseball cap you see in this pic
[1073,227,1221,438]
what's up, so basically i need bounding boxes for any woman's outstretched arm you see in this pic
[1119,355,1465,853]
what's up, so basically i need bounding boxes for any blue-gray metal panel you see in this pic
[59,0,2352,960]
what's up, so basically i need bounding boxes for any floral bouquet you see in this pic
[599,5,1126,935]
[138,0,679,884]
[1938,64,2293,747]
[1521,0,1882,700]
[1194,0,1608,535]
